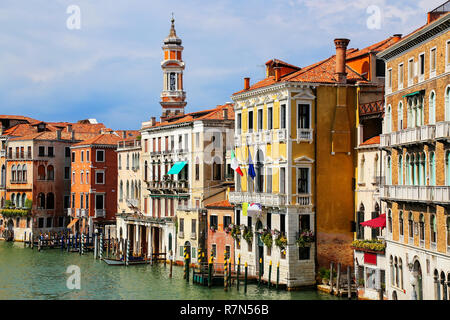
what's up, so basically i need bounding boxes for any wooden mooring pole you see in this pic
[244,262,248,293]
[268,260,272,288]
[347,266,351,299]
[236,254,241,291]
[330,262,334,294]
[336,263,341,296]
[258,258,262,287]
[208,257,213,288]
[186,254,190,282]
[224,258,228,292]
[276,262,280,290]
[169,250,173,278]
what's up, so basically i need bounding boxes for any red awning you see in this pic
[360,213,386,229]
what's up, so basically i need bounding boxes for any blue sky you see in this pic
[0,0,444,129]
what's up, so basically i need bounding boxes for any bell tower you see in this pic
[160,15,186,121]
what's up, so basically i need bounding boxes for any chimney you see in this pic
[71,131,75,141]
[67,124,72,132]
[274,67,281,82]
[56,129,61,140]
[244,77,250,90]
[334,38,350,84]
[122,130,127,139]
[150,117,156,126]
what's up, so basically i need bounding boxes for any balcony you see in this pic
[229,192,287,207]
[178,231,184,239]
[297,195,312,206]
[380,124,436,148]
[254,132,263,144]
[263,130,272,143]
[7,152,32,160]
[94,209,105,218]
[380,185,450,203]
[234,135,242,147]
[190,232,197,240]
[436,121,450,140]
[296,129,313,143]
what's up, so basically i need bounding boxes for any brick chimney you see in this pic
[223,108,228,119]
[56,129,61,140]
[67,124,72,132]
[334,38,350,84]
[274,67,281,82]
[244,77,250,90]
[150,116,156,126]
[122,130,127,139]
[71,131,75,141]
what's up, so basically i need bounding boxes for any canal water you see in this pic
[0,241,338,300]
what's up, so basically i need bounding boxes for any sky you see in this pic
[0,0,445,130]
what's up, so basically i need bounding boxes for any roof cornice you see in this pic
[377,14,450,61]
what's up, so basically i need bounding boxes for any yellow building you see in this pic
[230,39,376,288]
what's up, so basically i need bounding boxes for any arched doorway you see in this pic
[6,219,14,241]
[184,241,191,264]
[255,219,264,276]
[413,260,423,300]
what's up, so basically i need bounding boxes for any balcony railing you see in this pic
[381,124,436,148]
[297,195,312,206]
[81,209,87,218]
[229,192,287,207]
[436,121,450,139]
[117,140,141,150]
[7,152,32,160]
[263,130,272,143]
[234,135,242,147]
[380,185,450,203]
[296,128,313,143]
[94,209,105,218]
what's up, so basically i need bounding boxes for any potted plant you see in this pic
[243,227,253,244]
[275,233,287,250]
[358,278,365,288]
[296,229,315,247]
[210,225,217,232]
[230,224,241,240]
[261,229,273,248]
[224,224,232,234]
[318,267,330,285]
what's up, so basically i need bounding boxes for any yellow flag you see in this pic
[243,202,248,216]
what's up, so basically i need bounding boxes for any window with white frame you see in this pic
[237,112,242,132]
[297,167,310,194]
[297,103,311,129]
[398,63,404,89]
[446,40,450,71]
[267,106,273,130]
[257,108,263,131]
[280,104,286,129]
[419,53,425,81]
[408,58,414,86]
[266,167,272,193]
[95,193,104,210]
[280,167,286,194]
[95,170,105,184]
[248,110,254,132]
[387,68,392,90]
[398,101,403,130]
[96,150,105,162]
[429,91,436,125]
[430,47,437,77]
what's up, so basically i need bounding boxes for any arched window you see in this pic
[419,213,425,243]
[429,91,436,124]
[399,210,404,237]
[447,217,450,249]
[46,193,54,209]
[447,151,450,186]
[429,152,436,186]
[386,156,392,185]
[22,193,26,208]
[17,164,22,182]
[144,161,148,181]
[1,165,5,186]
[38,165,45,180]
[390,256,394,285]
[11,165,16,181]
[38,193,45,209]
[11,193,16,207]
[22,164,27,182]
[388,209,392,233]
[409,212,414,240]
[398,101,403,130]
[394,257,399,287]
[119,180,123,201]
[47,165,54,180]
[126,181,130,199]
[434,269,440,300]
[446,86,450,121]
[16,193,21,208]
[386,105,392,133]
[399,258,404,289]
[406,154,411,185]
[398,155,403,185]
[430,214,437,244]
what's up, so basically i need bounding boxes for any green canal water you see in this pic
[0,241,339,300]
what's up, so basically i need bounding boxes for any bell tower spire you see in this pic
[160,15,186,121]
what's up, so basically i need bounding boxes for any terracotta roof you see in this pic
[0,115,40,124]
[142,103,234,129]
[205,200,233,208]
[72,133,123,147]
[346,36,402,60]
[233,54,366,95]
[115,130,141,142]
[360,135,380,146]
[8,131,103,142]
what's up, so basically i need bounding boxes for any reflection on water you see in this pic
[0,241,338,300]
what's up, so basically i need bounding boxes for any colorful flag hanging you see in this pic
[242,203,248,216]
[231,150,243,176]
[248,148,256,180]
